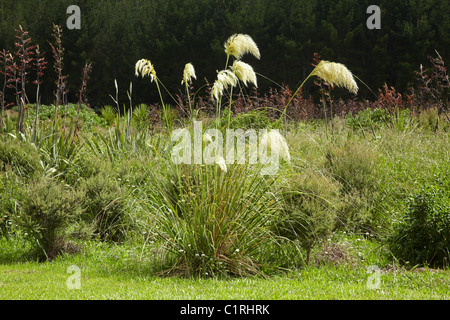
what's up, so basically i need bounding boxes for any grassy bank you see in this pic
[1,103,449,300]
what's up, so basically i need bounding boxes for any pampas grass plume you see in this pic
[231,60,258,87]
[135,59,156,82]
[224,34,261,60]
[260,130,291,163]
[211,69,239,101]
[181,62,196,85]
[312,60,358,94]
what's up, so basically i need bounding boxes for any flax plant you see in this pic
[0,49,11,135]
[32,45,47,143]
[14,25,36,134]
[76,62,91,134]
[49,24,68,135]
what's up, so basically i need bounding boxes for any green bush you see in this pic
[276,170,339,265]
[388,182,450,268]
[0,173,24,237]
[100,105,117,126]
[132,104,150,130]
[62,152,108,186]
[0,137,42,177]
[345,108,388,131]
[325,140,378,194]
[15,178,82,261]
[221,109,280,130]
[78,173,129,242]
[27,104,107,130]
[417,107,441,131]
[324,140,382,233]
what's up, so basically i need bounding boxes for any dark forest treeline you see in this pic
[0,0,448,108]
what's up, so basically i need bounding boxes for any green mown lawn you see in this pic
[1,259,449,300]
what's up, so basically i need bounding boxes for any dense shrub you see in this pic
[26,104,107,130]
[63,152,108,186]
[388,181,450,268]
[325,140,382,232]
[16,178,82,261]
[0,173,23,237]
[345,108,389,131]
[78,172,129,242]
[276,170,339,265]
[218,108,281,130]
[325,140,378,195]
[131,104,151,130]
[100,105,117,126]
[0,137,42,177]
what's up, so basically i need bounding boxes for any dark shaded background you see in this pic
[0,0,448,109]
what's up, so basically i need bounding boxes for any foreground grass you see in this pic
[1,260,449,300]
[1,238,449,300]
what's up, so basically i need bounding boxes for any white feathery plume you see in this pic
[259,130,291,164]
[217,69,238,87]
[231,60,258,87]
[311,60,358,94]
[224,34,261,60]
[135,59,156,82]
[211,69,239,101]
[211,80,224,102]
[215,156,227,173]
[181,62,196,85]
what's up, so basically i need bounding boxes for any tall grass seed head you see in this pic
[217,69,238,88]
[224,34,261,60]
[215,156,227,173]
[260,130,291,164]
[181,62,197,85]
[211,70,238,101]
[231,60,258,87]
[135,59,156,82]
[312,60,358,94]
[211,80,224,101]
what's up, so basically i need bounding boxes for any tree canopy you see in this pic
[0,0,448,107]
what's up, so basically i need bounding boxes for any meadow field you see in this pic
[0,27,449,302]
